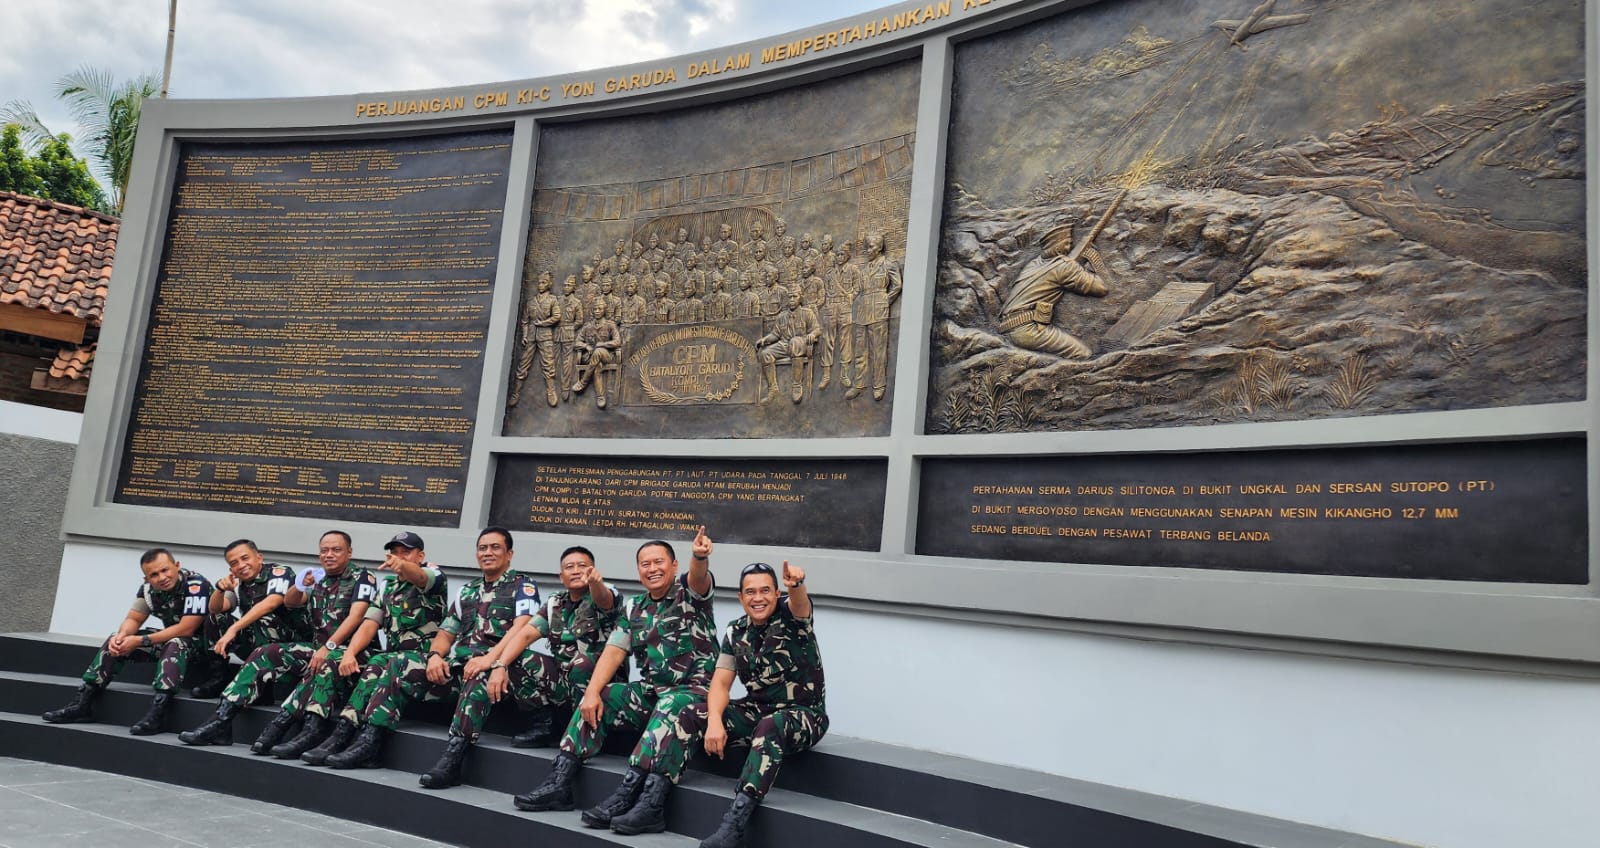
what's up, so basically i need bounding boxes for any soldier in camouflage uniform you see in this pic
[298,531,450,765]
[43,548,215,736]
[516,527,719,838]
[327,526,539,789]
[474,545,620,749]
[685,561,827,848]
[191,539,309,698]
[179,530,376,748]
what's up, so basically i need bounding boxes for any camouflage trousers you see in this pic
[220,642,313,705]
[360,644,483,732]
[455,651,574,741]
[679,700,828,798]
[336,649,430,724]
[279,647,369,718]
[559,682,704,782]
[81,629,204,693]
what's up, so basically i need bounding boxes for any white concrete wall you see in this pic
[0,398,81,444]
[19,392,1598,847]
[48,537,1600,848]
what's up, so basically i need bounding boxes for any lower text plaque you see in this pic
[916,439,1587,582]
[490,455,888,551]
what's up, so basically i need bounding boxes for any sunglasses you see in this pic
[740,562,776,577]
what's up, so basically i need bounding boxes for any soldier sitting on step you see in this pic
[42,547,217,736]
[179,530,376,750]
[190,539,309,699]
[678,561,827,848]
[296,531,451,766]
[467,544,620,751]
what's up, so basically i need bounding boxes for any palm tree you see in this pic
[1,67,160,215]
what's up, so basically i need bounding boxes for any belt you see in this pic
[998,311,1039,332]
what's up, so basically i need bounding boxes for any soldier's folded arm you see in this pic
[108,610,150,655]
[497,618,545,663]
[703,666,736,757]
[344,618,381,660]
[328,599,371,649]
[425,628,457,684]
[148,609,204,645]
[208,584,236,615]
[786,569,812,620]
[391,556,431,589]
[587,570,615,610]
[481,611,535,669]
[688,526,715,596]
[229,590,284,633]
[579,642,630,725]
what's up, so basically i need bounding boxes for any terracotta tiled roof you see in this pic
[0,191,117,323]
[47,343,96,380]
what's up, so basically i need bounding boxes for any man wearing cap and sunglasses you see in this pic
[684,560,826,848]
[515,527,718,837]
[284,531,451,763]
[180,530,376,748]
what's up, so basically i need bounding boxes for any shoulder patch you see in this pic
[522,583,537,596]
[187,583,203,594]
[272,566,289,577]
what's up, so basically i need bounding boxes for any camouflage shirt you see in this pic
[364,564,450,652]
[234,563,309,643]
[532,584,622,687]
[302,567,378,643]
[443,570,540,652]
[131,568,212,628]
[716,598,824,708]
[607,573,717,690]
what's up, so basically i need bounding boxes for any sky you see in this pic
[1,0,890,179]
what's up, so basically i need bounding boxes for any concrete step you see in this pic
[1,671,1022,848]
[0,632,1406,848]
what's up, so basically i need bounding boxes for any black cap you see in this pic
[384,531,425,551]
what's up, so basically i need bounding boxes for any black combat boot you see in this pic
[302,717,358,766]
[42,683,101,724]
[610,773,672,835]
[179,700,241,746]
[190,658,234,699]
[510,705,561,748]
[326,724,386,769]
[249,710,298,755]
[271,713,329,759]
[419,733,472,789]
[513,750,581,811]
[128,693,172,736]
[699,791,760,848]
[580,765,647,828]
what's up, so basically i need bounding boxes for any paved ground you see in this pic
[0,757,457,848]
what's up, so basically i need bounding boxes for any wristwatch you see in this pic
[140,635,152,648]
[324,639,339,651]
[490,659,507,670]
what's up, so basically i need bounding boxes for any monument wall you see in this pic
[51,2,1598,844]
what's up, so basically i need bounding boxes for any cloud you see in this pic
[1,0,882,175]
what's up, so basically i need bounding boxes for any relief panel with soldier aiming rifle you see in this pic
[929,0,1585,434]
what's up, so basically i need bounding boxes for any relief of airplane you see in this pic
[1213,0,1311,49]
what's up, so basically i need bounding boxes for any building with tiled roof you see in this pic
[0,191,116,411]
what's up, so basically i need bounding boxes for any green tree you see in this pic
[2,66,160,215]
[34,133,108,211]
[0,125,43,197]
